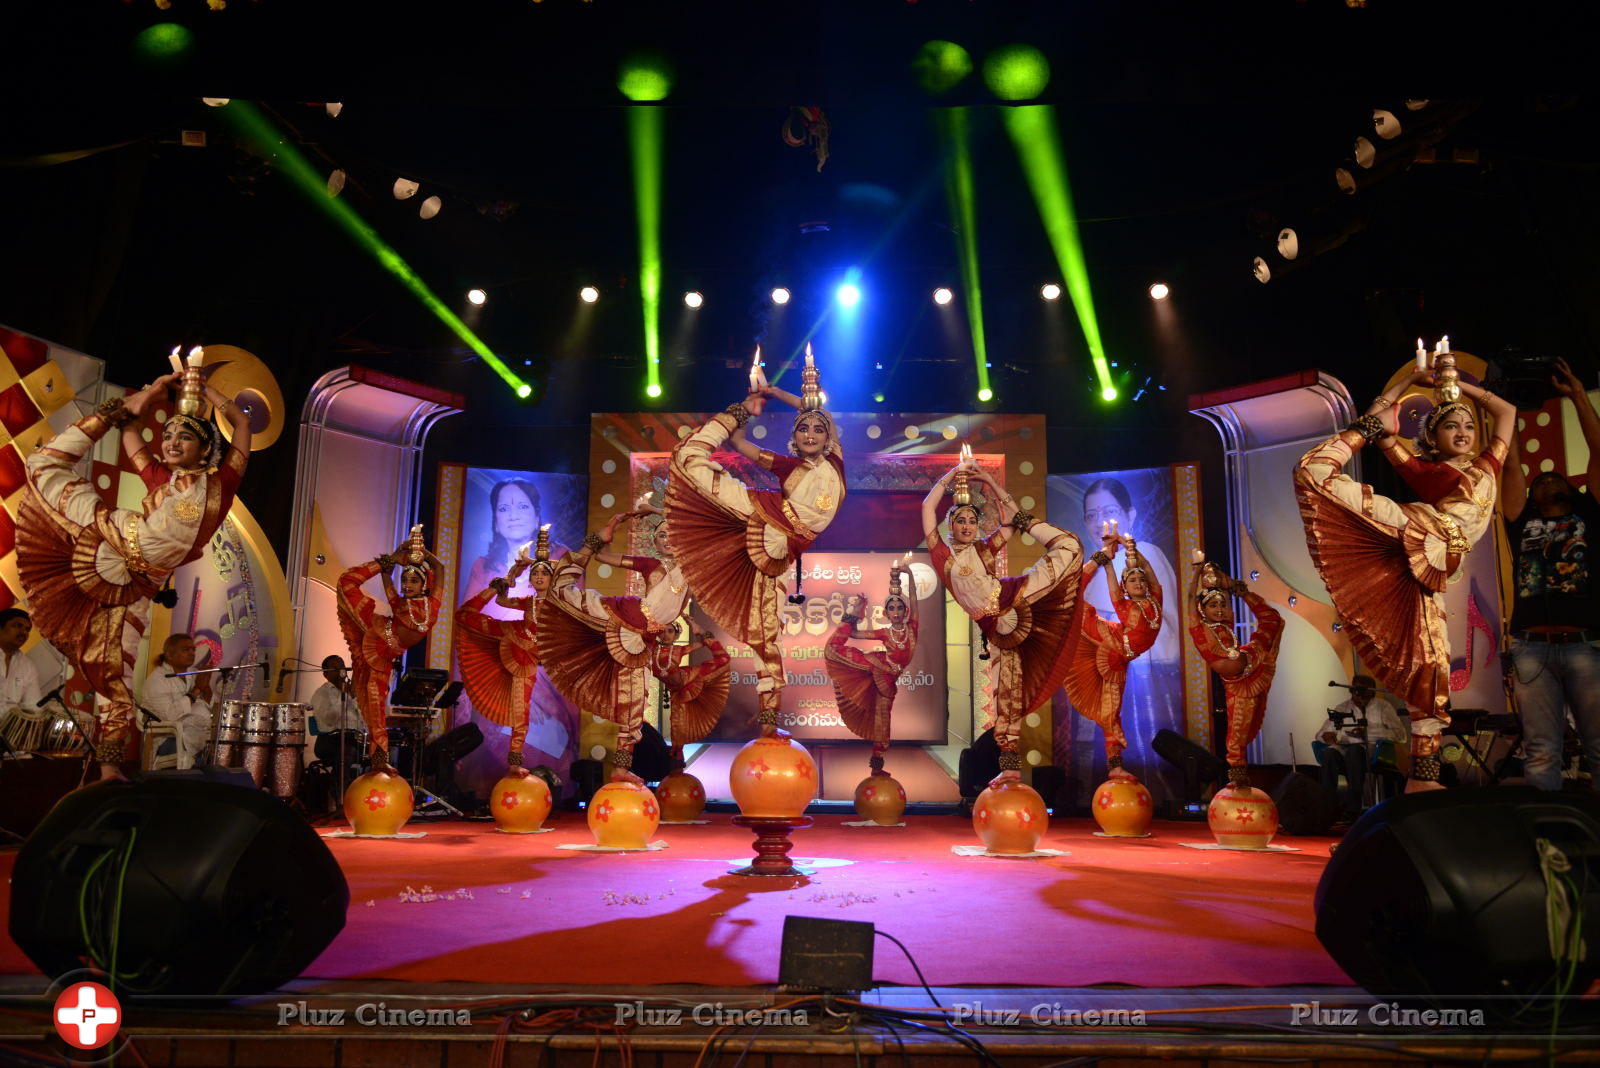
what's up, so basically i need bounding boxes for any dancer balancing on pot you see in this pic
[922,451,1084,786]
[456,530,556,778]
[336,526,444,771]
[1186,561,1284,787]
[1065,529,1164,781]
[1294,358,1513,790]
[17,358,251,781]
[538,512,728,781]
[664,347,844,735]
[824,554,919,776]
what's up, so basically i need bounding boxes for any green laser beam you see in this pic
[1001,104,1113,395]
[629,106,664,398]
[934,107,992,398]
[220,101,530,397]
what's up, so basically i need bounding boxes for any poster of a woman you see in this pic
[452,468,586,793]
[1048,468,1185,803]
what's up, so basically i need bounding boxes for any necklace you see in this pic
[1209,622,1239,659]
[1132,596,1159,626]
[883,624,910,648]
[400,595,432,633]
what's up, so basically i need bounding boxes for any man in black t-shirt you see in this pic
[1501,357,1600,792]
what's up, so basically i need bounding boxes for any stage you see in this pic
[8,811,1600,1066]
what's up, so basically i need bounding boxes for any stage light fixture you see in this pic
[1148,282,1170,301]
[201,97,231,108]
[770,287,792,305]
[683,290,703,308]
[325,102,344,119]
[467,288,487,306]
[580,286,600,304]
[1101,386,1118,401]
[978,387,993,402]
[1276,228,1300,260]
[618,52,675,102]
[515,384,532,399]
[392,178,419,200]
[1040,283,1062,300]
[326,169,346,198]
[873,392,886,403]
[933,287,954,305]
[1372,108,1402,140]
[914,40,973,95]
[419,196,442,220]
[645,383,663,398]
[836,283,861,308]
[134,22,194,64]
[1334,167,1358,194]
[1353,135,1376,168]
[983,44,1051,101]
[1252,256,1272,283]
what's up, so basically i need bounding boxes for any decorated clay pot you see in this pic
[656,771,707,822]
[1092,776,1154,837]
[972,781,1049,854]
[853,774,907,826]
[490,773,553,833]
[728,735,817,819]
[587,780,661,849]
[1207,784,1279,849]
[343,770,414,836]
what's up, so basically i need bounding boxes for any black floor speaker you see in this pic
[1315,787,1600,1023]
[9,776,348,996]
[1271,770,1337,835]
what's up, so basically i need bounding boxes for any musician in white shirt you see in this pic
[140,633,214,769]
[0,609,44,711]
[1316,674,1408,816]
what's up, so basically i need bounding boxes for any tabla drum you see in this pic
[269,703,308,799]
[215,701,250,768]
[240,703,279,788]
[38,710,92,757]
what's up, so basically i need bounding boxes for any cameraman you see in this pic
[1501,357,1600,792]
[1317,674,1406,816]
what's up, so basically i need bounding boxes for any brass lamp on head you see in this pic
[800,343,823,411]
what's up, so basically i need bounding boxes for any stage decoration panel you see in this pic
[1047,463,1205,805]
[586,410,1046,799]
[285,366,462,711]
[1190,371,1359,766]
[431,464,588,794]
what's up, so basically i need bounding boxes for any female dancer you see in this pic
[921,456,1084,785]
[336,532,444,771]
[824,558,919,775]
[665,365,844,733]
[1066,532,1164,780]
[1186,564,1284,786]
[1294,370,1513,788]
[538,513,702,781]
[657,618,732,773]
[19,369,251,779]
[456,532,556,778]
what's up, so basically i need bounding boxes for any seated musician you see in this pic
[1315,673,1409,817]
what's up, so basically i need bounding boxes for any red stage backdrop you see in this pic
[697,550,945,744]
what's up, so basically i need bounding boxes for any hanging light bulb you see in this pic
[392,178,420,200]
[419,196,442,219]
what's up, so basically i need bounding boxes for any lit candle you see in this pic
[168,346,183,375]
[1191,549,1205,565]
[186,345,204,369]
[1101,521,1110,536]
[1415,338,1427,372]
[1441,334,1450,354]
[1111,518,1119,531]
[749,345,761,395]
[805,342,815,368]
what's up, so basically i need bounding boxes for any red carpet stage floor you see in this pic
[0,813,1351,990]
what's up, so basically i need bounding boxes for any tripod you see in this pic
[389,704,464,818]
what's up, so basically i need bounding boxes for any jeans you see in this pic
[1317,743,1367,813]
[1509,638,1600,792]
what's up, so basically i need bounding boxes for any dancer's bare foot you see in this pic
[759,724,792,740]
[96,762,128,784]
[1404,778,1445,794]
[610,768,645,785]
[988,769,1023,789]
[506,766,531,779]
[1108,766,1138,782]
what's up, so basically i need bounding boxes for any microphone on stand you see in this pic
[36,685,65,708]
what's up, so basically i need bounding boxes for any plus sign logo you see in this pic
[53,982,122,1050]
